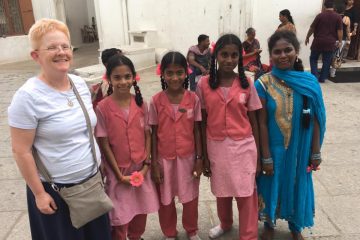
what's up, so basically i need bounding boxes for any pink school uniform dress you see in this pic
[149,90,202,238]
[196,76,262,239]
[95,96,159,231]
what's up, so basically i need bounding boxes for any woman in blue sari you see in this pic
[255,31,326,240]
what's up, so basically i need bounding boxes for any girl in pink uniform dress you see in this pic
[196,34,262,240]
[95,55,159,240]
[149,51,203,240]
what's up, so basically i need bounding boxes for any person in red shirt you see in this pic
[150,51,203,240]
[95,55,159,240]
[196,34,262,240]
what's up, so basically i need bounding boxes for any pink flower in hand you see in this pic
[135,74,140,82]
[307,164,321,173]
[130,171,144,187]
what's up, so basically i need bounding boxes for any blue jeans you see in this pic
[189,67,202,91]
[310,50,334,82]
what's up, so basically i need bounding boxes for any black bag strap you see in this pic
[33,76,98,187]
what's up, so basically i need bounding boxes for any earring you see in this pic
[296,56,299,63]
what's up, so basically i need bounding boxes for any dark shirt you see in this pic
[345,6,359,30]
[243,39,260,54]
[188,45,211,70]
[311,10,343,51]
[341,14,348,40]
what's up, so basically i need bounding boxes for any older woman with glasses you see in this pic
[8,18,111,240]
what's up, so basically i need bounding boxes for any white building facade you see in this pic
[1,0,325,67]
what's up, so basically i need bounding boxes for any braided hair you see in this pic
[105,55,143,106]
[209,33,249,89]
[160,51,189,91]
[268,30,304,72]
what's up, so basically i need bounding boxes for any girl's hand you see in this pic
[120,175,131,185]
[203,157,212,178]
[311,159,321,170]
[151,163,163,184]
[262,163,274,176]
[140,165,149,177]
[192,159,203,178]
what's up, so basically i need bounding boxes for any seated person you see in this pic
[243,28,269,79]
[187,34,211,91]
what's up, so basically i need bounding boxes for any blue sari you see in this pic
[255,67,326,231]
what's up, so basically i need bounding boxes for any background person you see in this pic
[187,34,211,91]
[91,48,123,109]
[243,27,269,80]
[305,0,343,83]
[344,0,360,59]
[277,9,297,34]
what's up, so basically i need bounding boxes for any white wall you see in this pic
[127,0,235,56]
[252,0,323,68]
[94,0,128,51]
[0,36,31,64]
[86,0,96,26]
[126,0,323,68]
[63,0,90,46]
[0,0,58,63]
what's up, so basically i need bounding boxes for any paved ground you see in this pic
[1,43,360,239]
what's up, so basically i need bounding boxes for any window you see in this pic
[0,0,35,37]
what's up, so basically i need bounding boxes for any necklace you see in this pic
[65,78,74,107]
[65,95,74,107]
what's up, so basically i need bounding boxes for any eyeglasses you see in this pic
[36,44,73,52]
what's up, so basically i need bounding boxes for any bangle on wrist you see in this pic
[311,152,321,161]
[262,157,273,164]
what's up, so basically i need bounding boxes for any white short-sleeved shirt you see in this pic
[8,74,101,183]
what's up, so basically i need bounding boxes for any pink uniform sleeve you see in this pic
[247,81,263,111]
[195,78,206,109]
[143,101,150,131]
[148,97,158,125]
[194,95,202,121]
[95,107,108,137]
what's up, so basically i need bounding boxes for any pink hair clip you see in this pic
[156,64,162,76]
[210,42,216,54]
[135,74,140,82]
[129,171,144,187]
